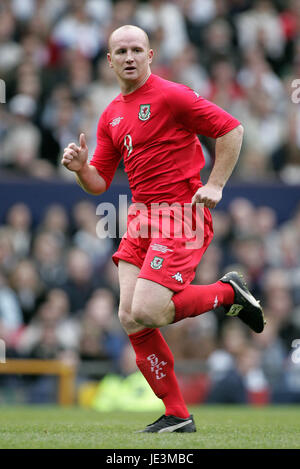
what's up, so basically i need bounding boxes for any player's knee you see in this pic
[131,304,160,328]
[118,308,136,331]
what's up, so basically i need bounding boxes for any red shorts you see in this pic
[112,205,214,292]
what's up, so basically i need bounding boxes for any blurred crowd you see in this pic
[0,197,300,404]
[0,0,299,182]
[0,0,300,405]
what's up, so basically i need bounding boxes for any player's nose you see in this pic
[125,52,134,62]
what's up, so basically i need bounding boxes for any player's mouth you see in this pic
[124,66,136,72]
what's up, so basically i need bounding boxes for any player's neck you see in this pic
[120,70,151,96]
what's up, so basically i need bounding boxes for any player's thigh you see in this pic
[131,277,174,326]
[118,260,141,327]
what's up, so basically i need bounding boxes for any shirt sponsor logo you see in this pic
[138,104,151,121]
[110,117,124,127]
[150,244,173,254]
[150,256,164,270]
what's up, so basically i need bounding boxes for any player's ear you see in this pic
[107,53,113,68]
[148,49,154,64]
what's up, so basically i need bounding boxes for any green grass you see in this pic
[0,405,299,449]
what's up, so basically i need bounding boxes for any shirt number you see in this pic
[124,134,133,157]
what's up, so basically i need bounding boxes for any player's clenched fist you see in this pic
[61,133,88,172]
[191,183,223,209]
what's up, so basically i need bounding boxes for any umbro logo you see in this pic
[172,272,183,283]
[150,244,173,254]
[110,117,124,127]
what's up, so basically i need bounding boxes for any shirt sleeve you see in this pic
[89,112,122,189]
[163,84,241,138]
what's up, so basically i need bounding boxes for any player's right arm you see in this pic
[62,111,122,196]
[62,133,106,195]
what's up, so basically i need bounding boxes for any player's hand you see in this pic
[191,183,223,209]
[61,133,88,172]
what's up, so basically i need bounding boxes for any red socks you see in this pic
[128,281,234,418]
[172,281,234,323]
[129,327,189,418]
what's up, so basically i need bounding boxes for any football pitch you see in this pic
[0,405,299,449]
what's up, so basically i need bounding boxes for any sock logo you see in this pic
[147,353,167,380]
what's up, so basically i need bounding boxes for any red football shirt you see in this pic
[90,74,240,205]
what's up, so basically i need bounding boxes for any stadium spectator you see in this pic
[10,259,44,324]
[203,18,236,68]
[108,0,137,32]
[79,288,126,367]
[0,270,23,347]
[206,343,269,405]
[37,204,70,250]
[5,203,32,258]
[87,55,120,116]
[169,44,211,98]
[49,98,81,173]
[16,290,79,403]
[0,228,18,275]
[235,0,286,63]
[252,317,287,389]
[62,247,100,314]
[135,0,189,61]
[0,7,22,74]
[2,94,40,174]
[51,0,105,60]
[32,232,66,288]
[16,289,79,357]
[72,205,113,270]
[262,275,300,351]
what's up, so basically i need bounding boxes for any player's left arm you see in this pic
[164,84,244,209]
[191,124,244,208]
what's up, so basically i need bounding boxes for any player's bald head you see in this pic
[108,25,150,52]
